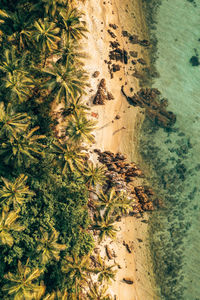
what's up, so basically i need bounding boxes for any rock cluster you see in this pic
[93,79,114,105]
[122,30,150,47]
[121,86,176,129]
[109,48,128,64]
[94,149,155,213]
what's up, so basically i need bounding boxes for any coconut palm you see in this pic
[2,260,43,300]
[0,102,30,137]
[0,47,22,75]
[0,209,25,247]
[83,162,106,188]
[0,126,46,168]
[2,71,35,103]
[63,96,89,117]
[43,289,68,300]
[92,212,118,242]
[62,254,95,296]
[0,9,33,50]
[42,61,88,103]
[87,282,113,300]
[36,229,66,265]
[56,31,86,66]
[33,19,60,60]
[58,6,87,42]
[31,0,67,19]
[95,188,133,217]
[51,141,86,174]
[96,255,116,283]
[65,113,96,145]
[0,174,34,211]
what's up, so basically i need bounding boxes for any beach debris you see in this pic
[123,278,134,284]
[121,86,176,128]
[115,114,120,120]
[93,71,100,78]
[108,29,116,38]
[105,245,113,259]
[123,241,132,253]
[91,112,99,118]
[93,79,115,105]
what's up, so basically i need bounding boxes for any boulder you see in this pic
[93,71,100,78]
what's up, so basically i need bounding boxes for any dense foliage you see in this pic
[0,0,96,298]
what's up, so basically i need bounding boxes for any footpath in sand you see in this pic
[81,0,159,299]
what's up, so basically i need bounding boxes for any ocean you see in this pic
[139,0,200,299]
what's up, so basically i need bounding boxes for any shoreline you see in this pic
[81,0,158,299]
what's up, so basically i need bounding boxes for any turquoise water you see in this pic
[139,0,200,299]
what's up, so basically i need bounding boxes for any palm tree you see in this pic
[43,289,68,300]
[0,126,46,168]
[92,212,118,242]
[42,61,88,103]
[95,188,133,217]
[0,47,22,75]
[33,19,60,62]
[87,281,113,300]
[96,255,116,283]
[0,174,35,211]
[0,102,30,137]
[2,71,35,103]
[83,162,106,188]
[51,140,86,174]
[65,113,96,145]
[2,260,43,300]
[58,6,87,42]
[62,254,95,297]
[0,9,33,50]
[0,209,25,247]
[31,0,67,19]
[56,32,86,66]
[63,96,89,117]
[36,229,66,265]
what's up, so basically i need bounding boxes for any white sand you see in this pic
[80,0,159,299]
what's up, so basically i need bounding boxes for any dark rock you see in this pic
[189,55,199,66]
[129,51,138,58]
[129,34,139,44]
[112,64,121,72]
[121,86,176,129]
[108,29,116,38]
[123,278,134,284]
[122,30,130,37]
[131,60,137,65]
[115,114,120,119]
[109,23,118,30]
[107,91,115,100]
[110,41,120,48]
[137,58,146,65]
[139,39,150,46]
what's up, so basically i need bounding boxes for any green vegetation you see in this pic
[0,0,134,298]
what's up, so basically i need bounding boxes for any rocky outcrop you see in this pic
[93,79,115,105]
[94,149,156,213]
[121,86,176,129]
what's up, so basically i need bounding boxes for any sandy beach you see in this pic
[80,0,159,299]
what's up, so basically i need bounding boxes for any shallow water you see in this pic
[139,0,200,299]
